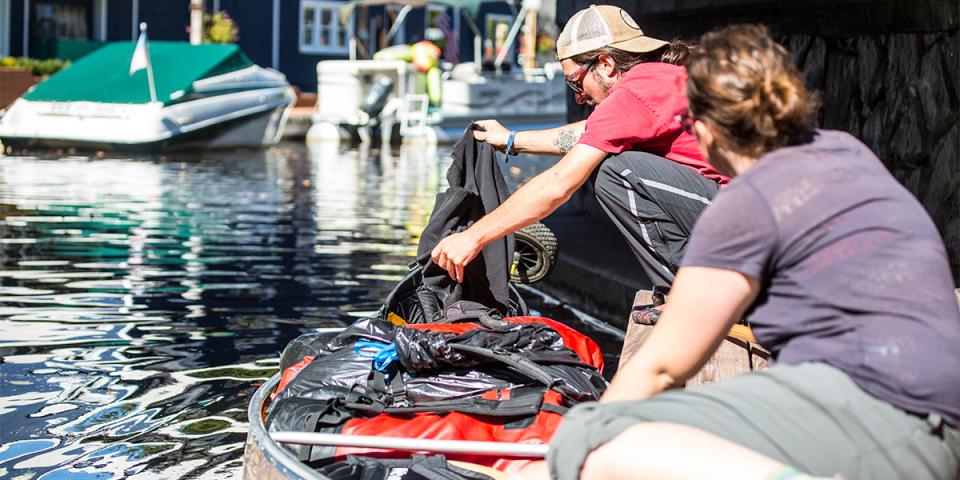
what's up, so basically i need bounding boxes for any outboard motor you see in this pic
[360,75,394,120]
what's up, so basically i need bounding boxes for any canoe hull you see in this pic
[242,374,329,480]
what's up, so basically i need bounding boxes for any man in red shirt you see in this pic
[433,5,728,297]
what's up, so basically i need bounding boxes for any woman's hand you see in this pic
[431,231,483,283]
[471,119,511,151]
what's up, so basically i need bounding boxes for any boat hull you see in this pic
[309,60,567,146]
[243,374,330,480]
[2,106,289,153]
[0,67,296,153]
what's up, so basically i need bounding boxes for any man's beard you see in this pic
[587,70,614,106]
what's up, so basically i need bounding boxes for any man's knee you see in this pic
[592,157,624,198]
[593,151,671,198]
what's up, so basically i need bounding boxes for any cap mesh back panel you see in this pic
[558,9,611,54]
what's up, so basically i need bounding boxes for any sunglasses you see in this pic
[676,111,695,135]
[564,59,597,95]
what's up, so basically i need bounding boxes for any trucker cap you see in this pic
[556,5,668,60]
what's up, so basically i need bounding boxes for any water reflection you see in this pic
[0,143,618,479]
[0,143,443,478]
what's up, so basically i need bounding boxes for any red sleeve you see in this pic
[577,89,666,154]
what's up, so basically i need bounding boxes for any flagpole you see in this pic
[140,22,158,104]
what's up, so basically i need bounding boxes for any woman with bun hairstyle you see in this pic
[514,24,960,480]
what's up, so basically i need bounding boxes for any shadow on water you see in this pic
[0,142,622,479]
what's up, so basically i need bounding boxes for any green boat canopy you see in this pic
[24,41,253,106]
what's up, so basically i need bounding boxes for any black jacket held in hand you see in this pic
[416,129,514,314]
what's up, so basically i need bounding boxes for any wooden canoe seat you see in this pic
[619,290,769,387]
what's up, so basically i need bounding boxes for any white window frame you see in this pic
[0,0,11,56]
[299,0,352,55]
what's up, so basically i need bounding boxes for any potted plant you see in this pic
[204,11,239,44]
[1,57,70,110]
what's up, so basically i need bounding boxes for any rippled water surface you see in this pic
[0,143,619,479]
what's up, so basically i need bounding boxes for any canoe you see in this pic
[242,374,329,480]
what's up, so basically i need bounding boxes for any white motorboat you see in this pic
[307,0,566,146]
[0,41,296,153]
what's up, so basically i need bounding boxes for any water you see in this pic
[0,143,621,479]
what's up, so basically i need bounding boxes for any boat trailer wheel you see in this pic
[511,222,558,284]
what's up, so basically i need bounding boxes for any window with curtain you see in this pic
[300,0,351,54]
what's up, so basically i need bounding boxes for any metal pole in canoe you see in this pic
[270,432,549,458]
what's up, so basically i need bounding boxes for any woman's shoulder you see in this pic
[763,129,876,161]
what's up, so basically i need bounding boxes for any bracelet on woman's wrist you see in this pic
[505,130,519,156]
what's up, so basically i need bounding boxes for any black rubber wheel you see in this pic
[511,222,558,284]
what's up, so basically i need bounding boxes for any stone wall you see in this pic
[559,0,960,283]
[782,30,960,280]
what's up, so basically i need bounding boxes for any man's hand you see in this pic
[471,119,511,151]
[431,231,483,283]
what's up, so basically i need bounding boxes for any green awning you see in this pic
[24,41,253,106]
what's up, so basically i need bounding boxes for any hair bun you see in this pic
[686,24,819,157]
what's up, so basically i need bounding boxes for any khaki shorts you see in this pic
[548,363,959,480]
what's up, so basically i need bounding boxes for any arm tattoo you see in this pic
[552,128,580,153]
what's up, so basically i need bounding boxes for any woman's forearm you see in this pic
[601,267,760,403]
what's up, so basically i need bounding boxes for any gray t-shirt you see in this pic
[684,130,960,427]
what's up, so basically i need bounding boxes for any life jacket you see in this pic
[267,315,606,474]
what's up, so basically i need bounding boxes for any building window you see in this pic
[484,13,514,61]
[300,0,351,55]
[35,3,90,40]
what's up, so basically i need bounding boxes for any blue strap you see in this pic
[505,130,518,157]
[354,340,398,372]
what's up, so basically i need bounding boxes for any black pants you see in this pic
[591,151,720,288]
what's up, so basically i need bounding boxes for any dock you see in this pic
[283,92,316,139]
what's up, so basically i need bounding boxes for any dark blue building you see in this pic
[0,0,518,91]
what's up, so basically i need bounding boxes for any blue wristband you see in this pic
[505,130,518,157]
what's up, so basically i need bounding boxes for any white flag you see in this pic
[129,31,149,75]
